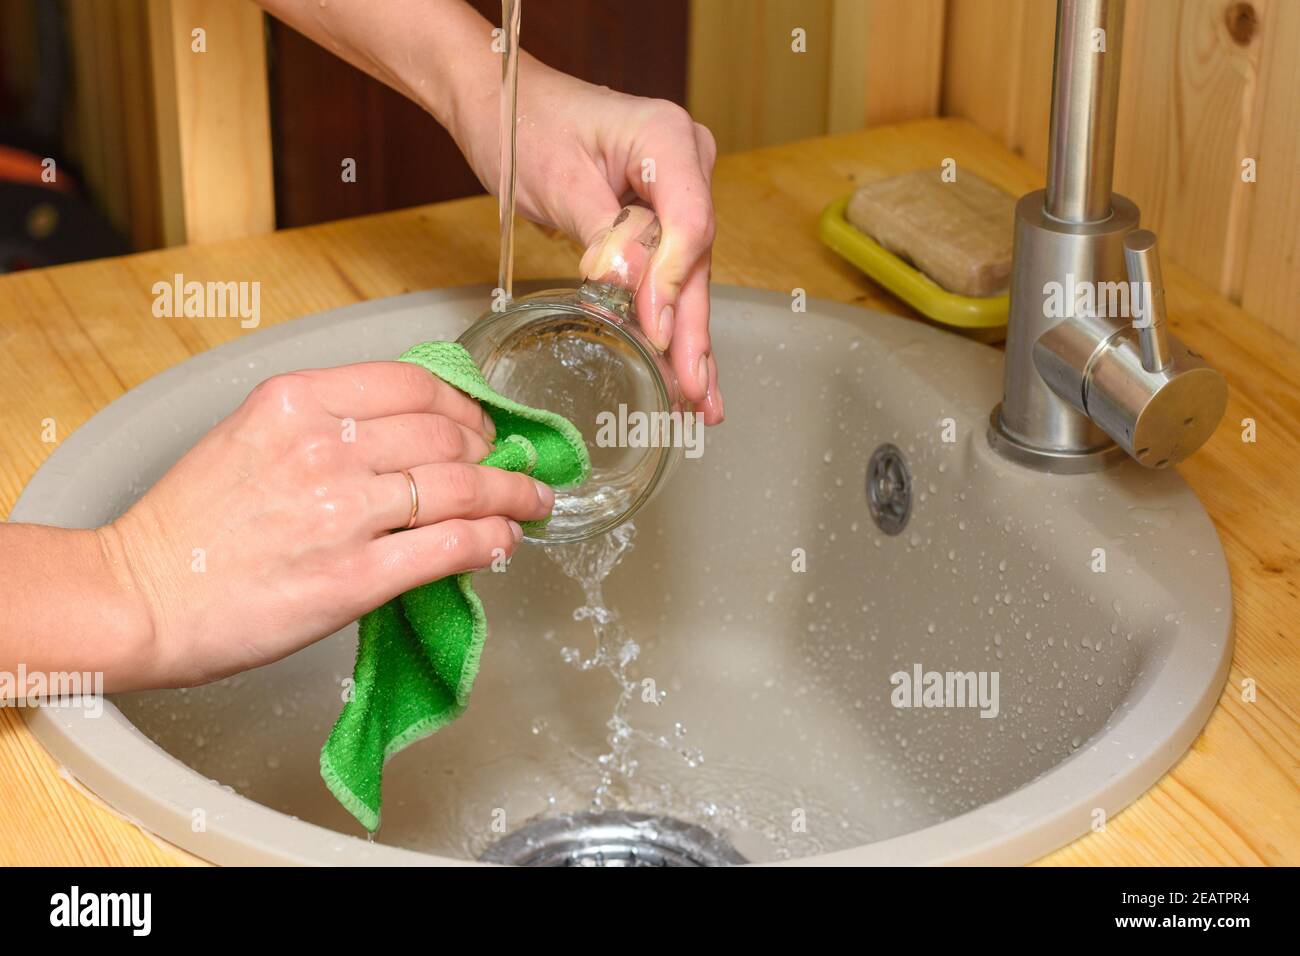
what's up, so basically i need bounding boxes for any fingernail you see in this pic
[509,520,523,542]
[708,354,724,421]
[533,480,555,509]
[655,305,674,349]
[694,353,710,395]
[482,409,496,441]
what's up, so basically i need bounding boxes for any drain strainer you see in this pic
[478,811,748,867]
[866,442,912,535]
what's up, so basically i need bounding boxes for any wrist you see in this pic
[406,3,501,155]
[0,522,165,692]
[444,53,576,197]
[436,47,534,191]
[92,516,171,689]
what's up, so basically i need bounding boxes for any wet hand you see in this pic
[459,59,723,424]
[104,362,554,688]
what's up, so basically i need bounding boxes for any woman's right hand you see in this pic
[100,361,554,690]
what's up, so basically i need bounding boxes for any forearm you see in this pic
[0,523,156,696]
[255,0,501,148]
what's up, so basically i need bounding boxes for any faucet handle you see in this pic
[1123,229,1172,372]
[1034,228,1229,469]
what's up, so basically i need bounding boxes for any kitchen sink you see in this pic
[12,284,1232,864]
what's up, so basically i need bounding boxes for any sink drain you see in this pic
[866,443,912,535]
[478,811,748,867]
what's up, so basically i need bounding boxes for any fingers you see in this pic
[353,413,492,473]
[296,362,493,436]
[579,205,659,291]
[366,517,524,597]
[371,462,554,533]
[625,109,716,354]
[693,122,718,186]
[704,353,723,422]
[666,249,720,414]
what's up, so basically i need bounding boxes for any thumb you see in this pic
[578,205,659,288]
[570,191,625,265]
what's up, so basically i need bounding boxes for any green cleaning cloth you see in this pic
[320,341,590,831]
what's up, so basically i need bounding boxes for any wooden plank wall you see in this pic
[62,0,274,249]
[63,0,166,252]
[146,0,275,245]
[687,0,947,153]
[689,0,1297,343]
[51,0,1300,340]
[941,0,1299,342]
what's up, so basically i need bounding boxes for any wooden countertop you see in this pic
[1,118,1296,866]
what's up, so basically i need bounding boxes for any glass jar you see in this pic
[458,206,685,543]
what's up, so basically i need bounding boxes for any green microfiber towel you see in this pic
[320,341,590,831]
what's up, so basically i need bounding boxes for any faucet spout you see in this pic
[989,0,1227,473]
[1045,0,1126,224]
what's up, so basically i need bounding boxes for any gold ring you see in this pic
[400,469,419,530]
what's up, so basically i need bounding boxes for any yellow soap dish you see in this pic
[818,196,1009,332]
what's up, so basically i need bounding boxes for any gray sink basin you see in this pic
[12,284,1232,865]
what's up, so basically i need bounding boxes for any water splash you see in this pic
[544,522,703,809]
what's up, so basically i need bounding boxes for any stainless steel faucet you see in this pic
[988,0,1228,473]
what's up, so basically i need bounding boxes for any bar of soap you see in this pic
[845,170,1015,298]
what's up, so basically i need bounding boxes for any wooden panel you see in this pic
[1113,0,1265,300]
[0,119,1296,866]
[942,0,1023,148]
[1238,0,1300,341]
[693,0,944,152]
[64,0,164,251]
[0,0,37,123]
[1008,0,1057,170]
[147,0,275,245]
[941,0,1300,344]
[267,20,481,230]
[826,0,871,133]
[942,0,1056,169]
[269,0,689,229]
[688,0,832,154]
[688,0,756,153]
[858,0,945,128]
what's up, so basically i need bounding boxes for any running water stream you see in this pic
[497,0,521,304]
[543,524,703,809]
[495,0,702,809]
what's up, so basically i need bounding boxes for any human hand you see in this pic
[103,362,554,689]
[246,2,721,418]
[455,59,723,424]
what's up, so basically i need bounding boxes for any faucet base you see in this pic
[991,188,1140,472]
[987,405,1127,474]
